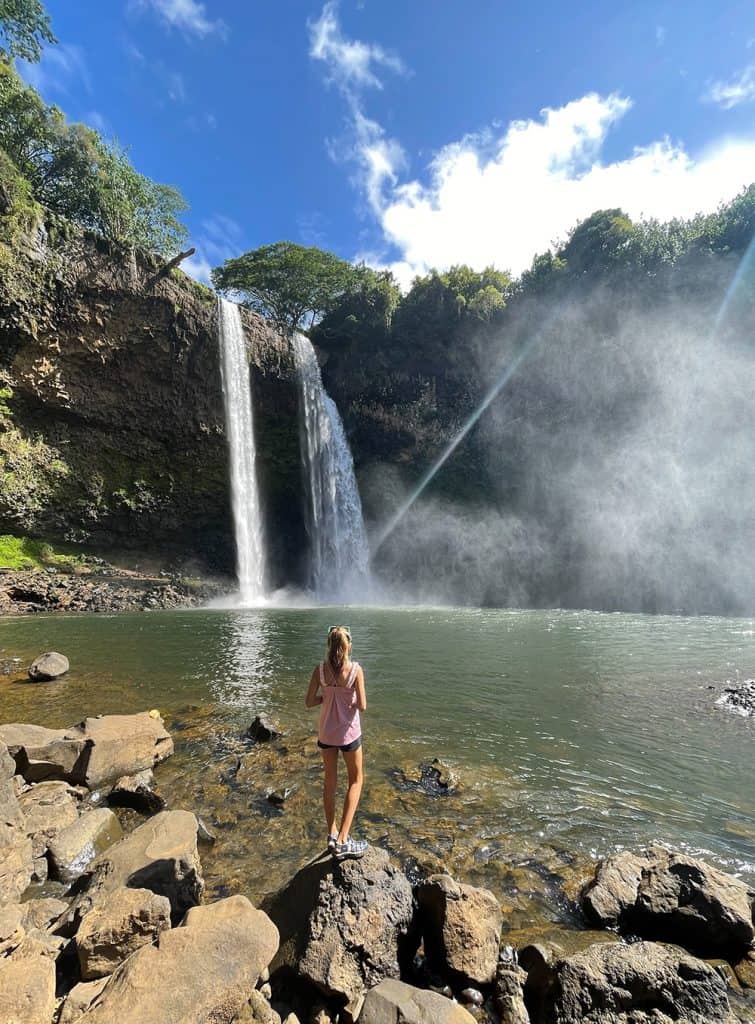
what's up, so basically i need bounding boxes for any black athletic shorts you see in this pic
[317,736,363,752]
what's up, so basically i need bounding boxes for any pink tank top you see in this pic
[318,661,362,747]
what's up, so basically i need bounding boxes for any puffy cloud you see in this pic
[309,0,405,90]
[703,64,755,109]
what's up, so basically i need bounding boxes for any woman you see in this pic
[305,625,368,859]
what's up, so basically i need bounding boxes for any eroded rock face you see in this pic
[48,807,123,883]
[264,847,414,1015]
[359,979,477,1024]
[416,874,503,985]
[76,886,171,980]
[581,846,755,958]
[0,712,173,788]
[526,940,737,1024]
[77,895,278,1024]
[78,809,203,923]
[28,650,69,681]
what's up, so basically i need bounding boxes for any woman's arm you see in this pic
[305,667,322,708]
[355,666,367,712]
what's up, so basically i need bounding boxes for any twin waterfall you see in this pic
[217,298,368,604]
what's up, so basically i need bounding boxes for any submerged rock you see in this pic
[28,650,69,681]
[264,846,414,1016]
[360,979,476,1024]
[48,807,123,883]
[716,678,755,718]
[416,873,504,985]
[76,886,171,980]
[524,940,737,1024]
[77,895,278,1024]
[581,845,755,959]
[246,714,283,743]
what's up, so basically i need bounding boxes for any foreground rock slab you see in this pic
[416,873,503,985]
[48,807,123,883]
[359,979,476,1024]
[0,741,33,903]
[582,845,755,958]
[77,895,278,1024]
[0,949,56,1024]
[524,940,737,1024]
[0,712,174,788]
[28,650,70,681]
[77,886,171,979]
[77,809,203,923]
[265,847,414,1015]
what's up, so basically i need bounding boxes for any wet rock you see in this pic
[396,758,461,796]
[0,741,33,903]
[525,940,737,1024]
[77,895,278,1024]
[246,714,283,743]
[196,815,217,843]
[416,874,503,985]
[28,650,69,681]
[581,845,755,958]
[48,807,123,883]
[108,768,166,814]
[78,809,204,923]
[734,953,755,988]
[58,977,109,1024]
[716,678,755,717]
[76,885,171,979]
[460,987,484,1006]
[359,979,477,1023]
[494,963,529,1024]
[264,847,414,1015]
[0,948,56,1024]
[18,779,80,855]
[0,712,173,787]
[266,787,293,806]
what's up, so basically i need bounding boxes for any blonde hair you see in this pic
[327,625,351,672]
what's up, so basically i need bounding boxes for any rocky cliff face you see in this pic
[0,218,304,583]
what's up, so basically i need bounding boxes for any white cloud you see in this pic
[84,110,110,135]
[309,0,404,90]
[19,43,91,98]
[184,215,244,285]
[704,64,755,109]
[168,70,186,103]
[132,0,226,39]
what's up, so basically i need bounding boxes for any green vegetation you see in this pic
[0,0,53,62]
[0,533,82,569]
[212,241,358,334]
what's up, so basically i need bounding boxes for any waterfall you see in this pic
[293,333,370,600]
[217,297,265,604]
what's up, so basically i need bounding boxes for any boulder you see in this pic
[77,809,204,923]
[76,895,278,1024]
[0,742,33,903]
[0,950,56,1024]
[107,769,166,814]
[48,807,123,883]
[525,940,737,1024]
[0,712,173,788]
[416,874,503,985]
[58,977,109,1024]
[0,903,25,955]
[264,847,414,1015]
[28,650,70,681]
[582,845,755,958]
[18,779,80,855]
[20,895,69,933]
[494,963,530,1024]
[246,714,283,742]
[358,979,476,1024]
[77,886,171,979]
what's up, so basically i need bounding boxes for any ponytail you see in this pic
[327,625,351,672]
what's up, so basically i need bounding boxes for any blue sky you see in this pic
[19,0,755,286]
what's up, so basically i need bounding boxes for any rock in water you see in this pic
[28,651,69,681]
[527,940,737,1024]
[108,769,166,814]
[581,845,755,959]
[48,807,123,883]
[245,714,283,742]
[716,678,755,717]
[75,895,278,1024]
[264,847,414,1016]
[416,873,504,985]
[77,809,204,924]
[76,886,171,979]
[360,979,477,1024]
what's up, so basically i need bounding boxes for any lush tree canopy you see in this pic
[0,0,54,62]
[0,61,188,255]
[212,242,358,334]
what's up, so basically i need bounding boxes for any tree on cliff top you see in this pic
[0,0,54,62]
[212,242,357,334]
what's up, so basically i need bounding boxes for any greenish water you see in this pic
[1,606,754,933]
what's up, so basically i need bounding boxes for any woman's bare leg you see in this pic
[321,747,339,837]
[337,746,364,843]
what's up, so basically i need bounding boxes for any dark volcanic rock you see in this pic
[264,847,414,1016]
[28,650,69,680]
[581,845,755,959]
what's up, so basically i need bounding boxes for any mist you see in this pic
[367,267,755,615]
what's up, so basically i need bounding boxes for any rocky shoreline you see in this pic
[0,708,753,1024]
[0,568,227,616]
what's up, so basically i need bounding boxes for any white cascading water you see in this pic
[217,297,265,604]
[293,333,370,600]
